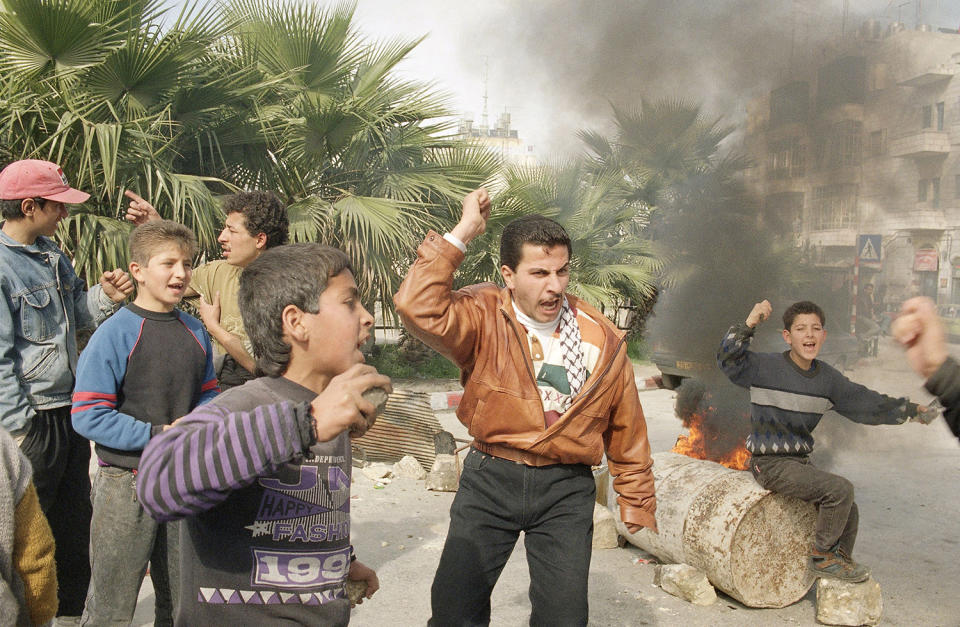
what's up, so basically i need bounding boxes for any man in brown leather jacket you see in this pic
[395,188,657,626]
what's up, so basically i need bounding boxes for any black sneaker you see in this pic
[809,547,870,583]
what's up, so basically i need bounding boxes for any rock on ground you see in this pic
[361,463,394,481]
[592,503,619,549]
[654,563,717,606]
[425,454,459,491]
[393,455,427,480]
[816,576,883,626]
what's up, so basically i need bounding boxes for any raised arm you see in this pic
[123,190,162,225]
[717,300,771,388]
[394,188,492,369]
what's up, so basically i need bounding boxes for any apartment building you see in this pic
[745,21,960,306]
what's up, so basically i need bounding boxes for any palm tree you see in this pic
[0,0,499,317]
[579,98,741,212]
[0,0,233,279]
[461,160,661,315]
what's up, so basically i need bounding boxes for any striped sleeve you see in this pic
[136,399,316,522]
[717,323,759,389]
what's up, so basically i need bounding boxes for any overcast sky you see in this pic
[352,0,960,157]
[167,1,960,157]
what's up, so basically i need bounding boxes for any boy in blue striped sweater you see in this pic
[71,220,220,625]
[718,299,934,583]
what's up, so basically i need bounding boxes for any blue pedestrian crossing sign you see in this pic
[857,234,881,264]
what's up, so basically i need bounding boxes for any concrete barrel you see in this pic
[607,452,817,608]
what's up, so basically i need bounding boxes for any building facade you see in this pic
[745,22,960,311]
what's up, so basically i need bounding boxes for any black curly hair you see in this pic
[222,191,289,249]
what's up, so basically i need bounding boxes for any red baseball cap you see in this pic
[0,159,90,204]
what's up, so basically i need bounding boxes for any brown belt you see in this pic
[472,440,559,467]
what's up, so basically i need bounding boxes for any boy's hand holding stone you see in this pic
[100,269,134,302]
[309,364,392,442]
[746,299,773,328]
[450,187,491,246]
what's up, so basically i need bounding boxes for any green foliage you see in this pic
[365,343,459,380]
[626,336,650,362]
[0,0,497,309]
[457,160,662,316]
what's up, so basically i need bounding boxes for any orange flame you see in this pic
[672,408,750,471]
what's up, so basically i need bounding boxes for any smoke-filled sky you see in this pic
[354,0,960,155]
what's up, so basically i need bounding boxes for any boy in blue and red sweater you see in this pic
[71,220,219,625]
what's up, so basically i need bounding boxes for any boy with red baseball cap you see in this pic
[0,159,133,621]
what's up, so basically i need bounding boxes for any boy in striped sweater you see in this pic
[71,221,220,624]
[136,243,386,625]
[718,299,935,583]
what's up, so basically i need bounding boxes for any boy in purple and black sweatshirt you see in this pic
[71,220,219,625]
[137,243,387,625]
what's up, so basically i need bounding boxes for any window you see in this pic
[923,104,933,129]
[919,179,928,202]
[956,174,960,199]
[767,137,805,179]
[770,82,810,127]
[937,102,945,131]
[812,185,857,230]
[933,178,941,207]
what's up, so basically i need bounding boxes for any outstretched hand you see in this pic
[309,364,392,441]
[100,269,134,303]
[449,188,491,246]
[123,190,161,225]
[746,300,773,328]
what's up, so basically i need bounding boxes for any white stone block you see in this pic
[425,454,459,491]
[654,563,717,606]
[592,503,619,549]
[816,576,883,626]
[393,455,427,480]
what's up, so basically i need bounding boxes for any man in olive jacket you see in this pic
[395,188,656,626]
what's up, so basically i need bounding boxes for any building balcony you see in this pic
[885,207,946,231]
[890,130,951,158]
[897,67,956,88]
[763,177,806,196]
[805,228,857,248]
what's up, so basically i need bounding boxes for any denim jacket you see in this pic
[0,227,117,434]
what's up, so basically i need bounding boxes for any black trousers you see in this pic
[19,405,93,616]
[429,448,596,627]
[750,454,859,555]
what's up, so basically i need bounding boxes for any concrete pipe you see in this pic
[607,451,817,608]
